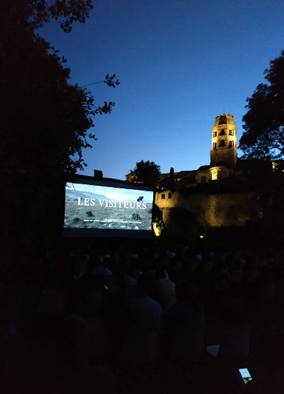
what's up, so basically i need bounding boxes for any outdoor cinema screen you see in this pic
[63,178,154,238]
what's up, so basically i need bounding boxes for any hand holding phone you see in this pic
[239,368,252,384]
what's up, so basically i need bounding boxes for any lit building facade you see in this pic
[125,114,282,234]
[158,113,239,187]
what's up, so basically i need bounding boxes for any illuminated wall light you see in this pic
[153,222,161,236]
[211,170,218,180]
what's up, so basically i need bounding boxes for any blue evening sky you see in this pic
[40,0,284,180]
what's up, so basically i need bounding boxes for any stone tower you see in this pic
[210,114,237,168]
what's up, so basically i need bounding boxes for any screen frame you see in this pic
[62,174,155,239]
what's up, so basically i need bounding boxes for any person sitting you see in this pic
[163,280,205,362]
[120,273,162,330]
[123,258,142,298]
[52,314,116,394]
[94,256,112,277]
[152,268,176,313]
[117,274,162,364]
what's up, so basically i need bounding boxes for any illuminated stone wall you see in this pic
[156,190,257,229]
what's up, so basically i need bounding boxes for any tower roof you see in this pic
[214,114,236,127]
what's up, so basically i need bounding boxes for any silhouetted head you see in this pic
[176,280,199,305]
[137,273,153,295]
[37,288,65,316]
[155,268,168,280]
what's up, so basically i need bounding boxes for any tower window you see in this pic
[213,131,217,137]
[168,192,172,199]
[161,194,165,199]
[219,139,225,147]
[229,129,234,135]
[218,115,226,125]
[228,141,234,148]
[219,129,226,136]
[213,142,217,149]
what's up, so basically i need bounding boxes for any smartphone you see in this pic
[239,368,252,384]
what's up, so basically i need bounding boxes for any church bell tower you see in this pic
[210,114,237,168]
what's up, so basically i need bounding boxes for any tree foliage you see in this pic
[239,50,284,160]
[0,0,93,34]
[0,0,120,240]
[130,160,161,185]
[0,0,119,177]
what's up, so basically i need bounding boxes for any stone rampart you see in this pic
[156,191,258,228]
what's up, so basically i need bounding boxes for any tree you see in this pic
[239,51,284,246]
[0,37,119,175]
[130,160,161,185]
[0,0,93,34]
[239,50,284,160]
[0,0,119,241]
[0,0,119,176]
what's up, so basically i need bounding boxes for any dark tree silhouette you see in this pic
[239,50,284,160]
[130,160,161,185]
[0,0,93,34]
[239,51,284,246]
[0,0,119,175]
[0,0,119,241]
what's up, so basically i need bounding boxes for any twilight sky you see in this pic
[40,0,284,180]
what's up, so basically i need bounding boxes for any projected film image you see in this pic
[64,182,154,231]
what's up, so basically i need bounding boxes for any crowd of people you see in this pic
[1,237,284,393]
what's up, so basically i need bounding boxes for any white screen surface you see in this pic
[63,181,154,237]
